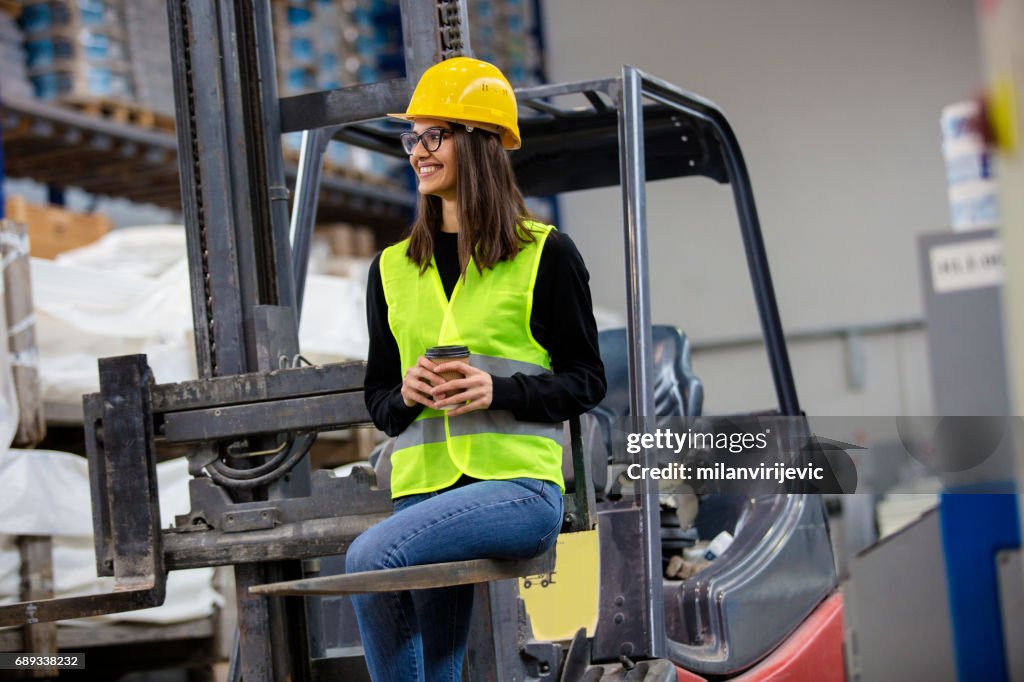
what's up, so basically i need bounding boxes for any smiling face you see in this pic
[407,118,458,200]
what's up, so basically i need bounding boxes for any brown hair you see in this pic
[405,125,534,274]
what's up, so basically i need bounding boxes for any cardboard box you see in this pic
[319,223,377,258]
[353,226,376,258]
[5,195,112,259]
[323,223,355,257]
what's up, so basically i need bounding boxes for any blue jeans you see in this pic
[345,476,563,682]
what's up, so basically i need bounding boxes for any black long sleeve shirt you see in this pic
[364,230,607,437]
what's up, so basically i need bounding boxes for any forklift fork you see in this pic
[0,355,166,627]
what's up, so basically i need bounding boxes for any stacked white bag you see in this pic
[0,450,223,625]
[31,225,370,406]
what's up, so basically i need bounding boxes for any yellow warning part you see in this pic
[988,73,1020,155]
[519,528,600,641]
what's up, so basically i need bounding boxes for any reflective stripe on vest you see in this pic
[394,354,561,450]
[379,221,566,497]
[394,413,563,450]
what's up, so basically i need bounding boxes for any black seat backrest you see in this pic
[595,325,703,418]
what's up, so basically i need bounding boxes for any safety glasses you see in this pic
[400,127,453,155]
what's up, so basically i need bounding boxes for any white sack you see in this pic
[0,449,94,536]
[0,451,222,624]
[31,226,370,405]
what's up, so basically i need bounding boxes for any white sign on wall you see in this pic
[930,238,1005,293]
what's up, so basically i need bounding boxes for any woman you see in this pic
[349,57,606,682]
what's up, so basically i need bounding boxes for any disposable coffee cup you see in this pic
[424,345,470,409]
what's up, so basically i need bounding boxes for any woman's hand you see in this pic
[401,356,445,408]
[431,361,493,416]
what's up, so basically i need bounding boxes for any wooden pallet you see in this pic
[59,96,176,133]
[282,145,360,182]
[325,156,375,184]
[281,145,404,189]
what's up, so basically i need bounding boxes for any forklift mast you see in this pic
[0,1,834,680]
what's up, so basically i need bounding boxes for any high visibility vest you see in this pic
[379,220,565,498]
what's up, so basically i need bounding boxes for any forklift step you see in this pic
[249,547,556,597]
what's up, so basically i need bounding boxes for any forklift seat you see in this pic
[594,325,703,419]
[585,326,703,491]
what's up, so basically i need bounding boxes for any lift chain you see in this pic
[437,0,466,58]
[175,0,218,375]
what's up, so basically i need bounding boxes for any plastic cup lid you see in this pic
[425,345,470,358]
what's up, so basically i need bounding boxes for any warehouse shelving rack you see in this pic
[0,95,415,231]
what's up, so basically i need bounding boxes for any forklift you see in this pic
[0,1,843,679]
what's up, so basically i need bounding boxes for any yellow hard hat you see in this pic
[389,57,521,150]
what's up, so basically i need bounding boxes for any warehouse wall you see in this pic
[541,0,980,415]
